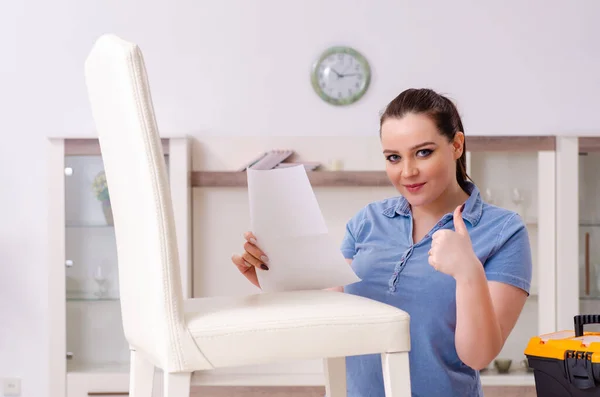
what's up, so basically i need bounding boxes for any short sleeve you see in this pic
[340,208,366,259]
[484,213,533,295]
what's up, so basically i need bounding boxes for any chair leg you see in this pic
[164,372,192,397]
[323,357,347,397]
[129,350,155,397]
[381,351,411,397]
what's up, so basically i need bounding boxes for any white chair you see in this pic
[83,34,412,397]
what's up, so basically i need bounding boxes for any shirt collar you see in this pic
[381,181,483,226]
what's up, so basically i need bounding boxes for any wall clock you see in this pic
[310,46,371,106]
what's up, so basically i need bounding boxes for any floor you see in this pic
[190,386,537,397]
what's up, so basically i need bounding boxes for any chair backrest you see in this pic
[83,34,206,371]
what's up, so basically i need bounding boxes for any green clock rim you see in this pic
[310,46,371,106]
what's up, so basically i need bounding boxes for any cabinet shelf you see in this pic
[67,361,129,374]
[191,171,392,187]
[579,295,600,301]
[479,370,534,386]
[66,292,119,302]
[66,224,114,229]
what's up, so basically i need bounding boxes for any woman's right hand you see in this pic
[231,231,269,289]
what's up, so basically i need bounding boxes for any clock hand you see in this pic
[341,64,353,75]
[329,68,343,78]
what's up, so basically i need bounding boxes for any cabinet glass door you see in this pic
[578,139,600,322]
[64,146,169,373]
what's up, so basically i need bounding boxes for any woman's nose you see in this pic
[402,160,418,177]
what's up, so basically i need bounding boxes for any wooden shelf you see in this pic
[191,171,392,187]
[468,136,555,151]
[64,138,170,156]
[579,137,600,153]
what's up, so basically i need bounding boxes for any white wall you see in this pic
[3,1,600,396]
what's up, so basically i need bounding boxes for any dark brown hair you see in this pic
[379,88,472,193]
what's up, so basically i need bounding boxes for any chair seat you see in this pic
[184,290,410,368]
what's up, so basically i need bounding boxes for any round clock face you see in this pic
[311,46,371,106]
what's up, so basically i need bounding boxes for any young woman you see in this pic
[231,88,532,396]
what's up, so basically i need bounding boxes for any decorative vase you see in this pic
[494,358,512,374]
[101,199,114,225]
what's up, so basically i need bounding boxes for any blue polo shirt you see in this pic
[341,182,532,397]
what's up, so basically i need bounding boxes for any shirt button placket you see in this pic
[388,246,413,293]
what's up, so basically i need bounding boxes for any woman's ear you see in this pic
[452,132,465,159]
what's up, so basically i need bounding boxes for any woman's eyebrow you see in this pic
[382,142,436,154]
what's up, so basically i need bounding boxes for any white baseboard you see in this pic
[192,372,325,387]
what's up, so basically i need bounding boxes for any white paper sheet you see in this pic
[247,166,361,292]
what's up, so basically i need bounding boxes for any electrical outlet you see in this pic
[2,378,21,396]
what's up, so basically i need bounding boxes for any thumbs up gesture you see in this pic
[428,204,479,279]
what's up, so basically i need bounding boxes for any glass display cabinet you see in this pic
[466,136,556,386]
[47,137,191,397]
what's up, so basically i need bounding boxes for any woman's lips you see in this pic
[404,182,426,193]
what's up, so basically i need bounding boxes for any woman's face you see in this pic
[380,112,462,208]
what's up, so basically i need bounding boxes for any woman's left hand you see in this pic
[428,204,481,280]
